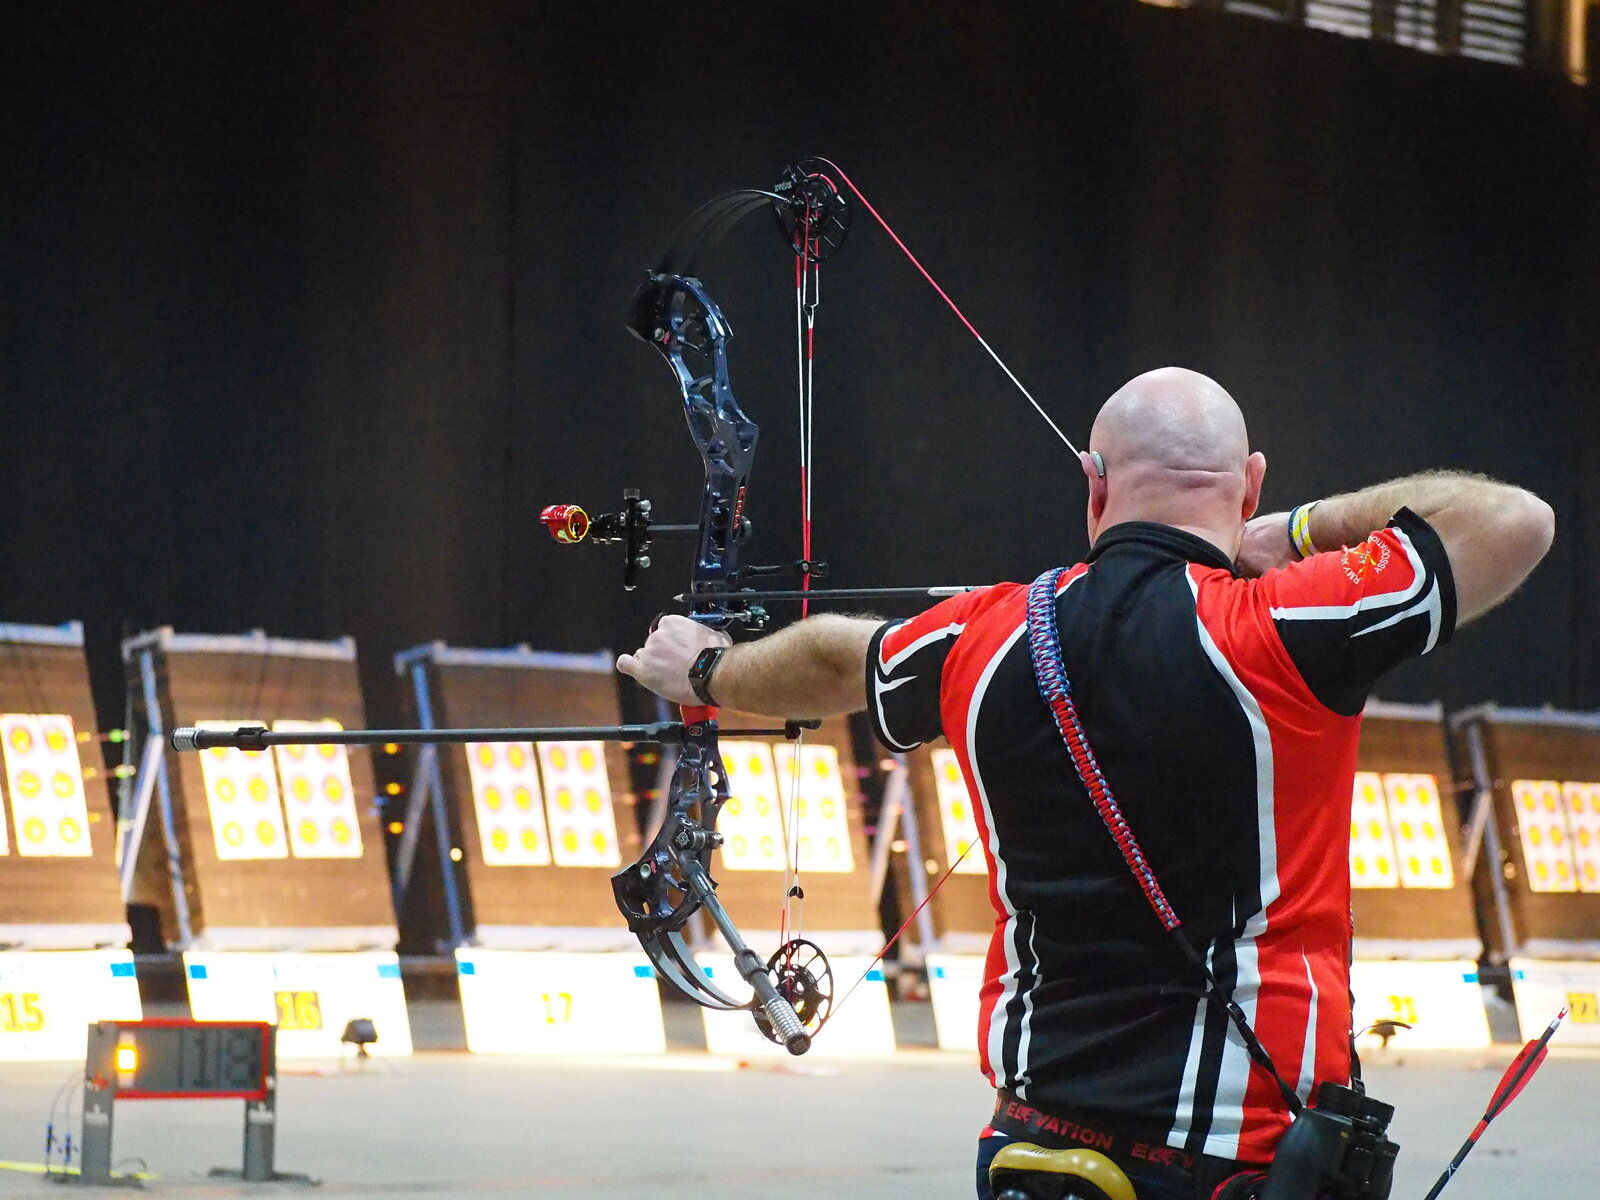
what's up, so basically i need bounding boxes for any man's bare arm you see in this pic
[616,613,880,718]
[1238,470,1553,626]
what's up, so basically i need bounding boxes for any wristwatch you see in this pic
[687,646,725,707]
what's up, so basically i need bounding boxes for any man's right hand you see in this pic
[1236,512,1299,578]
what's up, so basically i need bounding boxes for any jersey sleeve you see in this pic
[1257,507,1457,716]
[865,589,997,751]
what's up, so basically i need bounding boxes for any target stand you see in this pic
[121,628,410,1059]
[394,643,663,1054]
[1452,705,1600,1043]
[1348,702,1490,1051]
[895,744,992,1052]
[0,621,141,1061]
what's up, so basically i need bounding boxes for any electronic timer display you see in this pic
[107,1021,269,1099]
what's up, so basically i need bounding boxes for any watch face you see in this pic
[691,648,721,679]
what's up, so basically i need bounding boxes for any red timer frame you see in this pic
[108,1018,273,1102]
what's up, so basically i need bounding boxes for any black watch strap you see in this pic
[688,646,725,707]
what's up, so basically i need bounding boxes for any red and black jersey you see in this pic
[866,511,1455,1162]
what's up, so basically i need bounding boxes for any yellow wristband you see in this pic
[1288,502,1320,560]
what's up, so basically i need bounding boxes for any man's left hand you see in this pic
[616,615,732,707]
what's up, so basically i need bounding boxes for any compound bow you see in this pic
[171,159,1075,1055]
[540,160,858,1053]
[539,158,1089,1053]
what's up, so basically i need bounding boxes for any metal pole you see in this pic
[892,754,940,959]
[118,733,163,902]
[867,758,903,914]
[138,647,193,947]
[79,1024,117,1185]
[410,661,468,950]
[1463,719,1520,961]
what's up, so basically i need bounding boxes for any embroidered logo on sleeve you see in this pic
[1341,538,1392,585]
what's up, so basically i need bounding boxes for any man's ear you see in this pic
[1243,451,1266,520]
[1081,450,1107,520]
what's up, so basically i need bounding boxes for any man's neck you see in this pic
[1094,510,1240,562]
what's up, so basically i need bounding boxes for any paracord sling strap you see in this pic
[1023,566,1304,1117]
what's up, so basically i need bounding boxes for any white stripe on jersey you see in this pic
[1168,567,1281,1159]
[879,621,966,673]
[1296,953,1321,1103]
[872,621,969,751]
[976,572,1086,1095]
[970,619,1031,1092]
[871,674,923,752]
[1267,527,1438,636]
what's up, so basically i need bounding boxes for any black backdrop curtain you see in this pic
[2,0,1596,728]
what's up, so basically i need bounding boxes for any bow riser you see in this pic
[632,273,765,629]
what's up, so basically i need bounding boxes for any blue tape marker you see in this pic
[1462,971,1480,983]
[633,965,655,979]
[866,970,884,982]
[187,964,209,980]
[110,961,136,978]
[932,966,947,979]
[458,961,477,976]
[1514,969,1526,980]
[377,963,401,979]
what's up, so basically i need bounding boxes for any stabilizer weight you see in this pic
[756,984,812,1056]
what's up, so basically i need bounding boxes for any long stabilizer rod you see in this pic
[171,720,819,753]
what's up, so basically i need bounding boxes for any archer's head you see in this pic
[1083,366,1266,563]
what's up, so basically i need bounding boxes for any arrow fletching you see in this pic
[1485,1004,1566,1122]
[1422,1005,1566,1200]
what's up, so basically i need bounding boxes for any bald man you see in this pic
[620,368,1553,1200]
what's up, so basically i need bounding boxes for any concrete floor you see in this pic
[0,1003,1595,1199]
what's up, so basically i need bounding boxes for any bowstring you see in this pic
[783,161,1084,1031]
[777,203,818,972]
[804,159,1083,1030]
[831,839,976,1023]
[812,157,1082,459]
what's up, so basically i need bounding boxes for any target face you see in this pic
[537,741,620,868]
[930,748,986,876]
[1563,782,1600,893]
[1383,773,1454,889]
[271,720,364,859]
[715,740,788,872]
[195,720,289,860]
[464,740,551,867]
[769,743,854,874]
[1511,780,1577,894]
[1348,771,1399,889]
[0,714,93,857]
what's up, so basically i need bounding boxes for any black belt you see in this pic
[989,1089,1261,1197]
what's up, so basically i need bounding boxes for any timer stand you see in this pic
[77,1019,314,1187]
